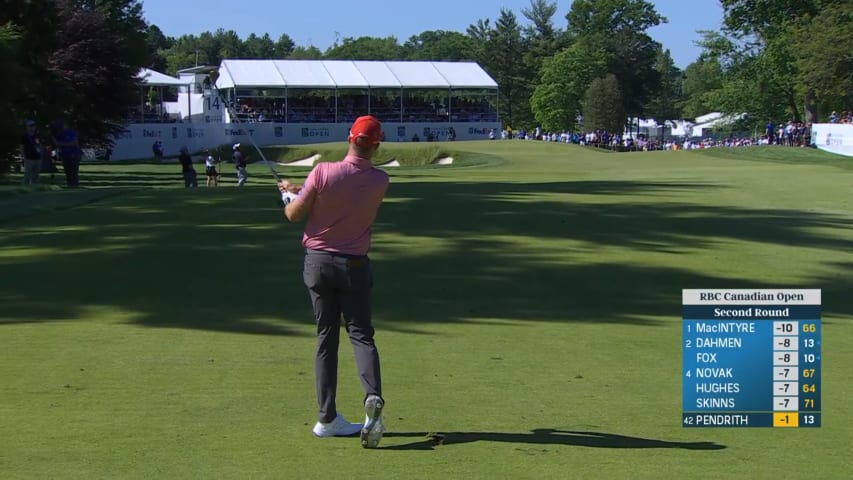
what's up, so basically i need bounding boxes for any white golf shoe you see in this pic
[312,413,363,437]
[361,395,385,449]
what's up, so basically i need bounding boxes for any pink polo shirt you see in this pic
[298,154,389,256]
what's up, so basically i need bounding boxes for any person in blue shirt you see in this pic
[52,119,82,187]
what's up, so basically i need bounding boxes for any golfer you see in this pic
[278,115,389,448]
[233,143,248,186]
[204,149,218,187]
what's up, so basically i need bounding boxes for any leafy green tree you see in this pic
[715,0,851,123]
[274,33,296,58]
[164,35,205,74]
[466,18,493,67]
[484,8,531,127]
[565,0,666,120]
[582,74,625,134]
[402,30,475,61]
[0,0,148,162]
[0,24,23,174]
[784,0,853,119]
[521,0,564,82]
[243,33,276,59]
[47,0,146,145]
[289,45,323,59]
[324,36,403,60]
[644,47,682,133]
[680,56,724,119]
[145,24,173,71]
[530,40,607,131]
[697,31,796,126]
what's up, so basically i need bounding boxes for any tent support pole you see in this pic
[448,87,452,122]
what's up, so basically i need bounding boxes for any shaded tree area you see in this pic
[1,0,148,176]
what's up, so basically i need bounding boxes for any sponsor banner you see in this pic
[811,123,853,157]
[108,122,500,161]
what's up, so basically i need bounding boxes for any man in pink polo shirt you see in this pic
[278,115,389,449]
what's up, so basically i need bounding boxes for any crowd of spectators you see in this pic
[495,110,853,153]
[828,110,852,124]
[495,125,817,152]
[227,94,497,124]
[761,120,813,147]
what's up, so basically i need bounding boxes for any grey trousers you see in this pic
[303,249,382,423]
[236,166,248,186]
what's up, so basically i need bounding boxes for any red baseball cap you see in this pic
[348,115,383,147]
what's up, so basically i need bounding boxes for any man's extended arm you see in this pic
[278,180,314,222]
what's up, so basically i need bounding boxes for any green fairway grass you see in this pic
[1,142,851,479]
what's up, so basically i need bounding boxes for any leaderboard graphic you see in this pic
[682,289,822,428]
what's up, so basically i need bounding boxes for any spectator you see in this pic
[152,140,164,160]
[179,146,197,188]
[52,119,82,188]
[20,120,42,185]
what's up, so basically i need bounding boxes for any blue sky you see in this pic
[139,0,723,68]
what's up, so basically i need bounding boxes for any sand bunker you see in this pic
[276,154,321,167]
[377,159,401,167]
[433,157,454,165]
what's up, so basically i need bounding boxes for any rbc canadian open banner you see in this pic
[811,123,853,157]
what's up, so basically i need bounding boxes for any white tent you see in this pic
[215,59,498,90]
[137,68,188,87]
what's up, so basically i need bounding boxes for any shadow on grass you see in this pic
[0,179,850,335]
[381,429,726,451]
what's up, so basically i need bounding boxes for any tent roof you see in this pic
[137,68,188,87]
[351,61,402,88]
[214,60,498,90]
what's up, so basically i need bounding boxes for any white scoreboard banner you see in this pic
[811,123,853,157]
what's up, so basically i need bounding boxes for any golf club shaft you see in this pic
[209,81,282,183]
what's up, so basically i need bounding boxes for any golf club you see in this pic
[209,78,294,205]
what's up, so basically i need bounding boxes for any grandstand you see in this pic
[214,59,499,125]
[111,60,501,160]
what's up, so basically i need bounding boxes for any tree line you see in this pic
[2,0,850,175]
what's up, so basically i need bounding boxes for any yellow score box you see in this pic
[773,413,799,427]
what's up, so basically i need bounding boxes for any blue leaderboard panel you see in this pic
[682,289,821,428]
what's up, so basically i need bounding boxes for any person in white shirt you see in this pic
[204,149,218,187]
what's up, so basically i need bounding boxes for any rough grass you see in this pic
[0,142,851,479]
[691,145,853,170]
